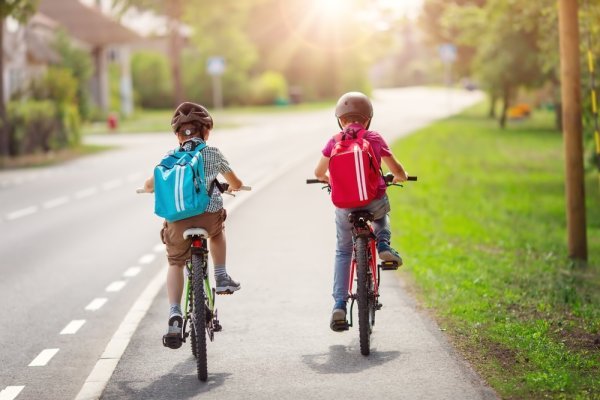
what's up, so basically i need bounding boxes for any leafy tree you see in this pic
[0,0,38,157]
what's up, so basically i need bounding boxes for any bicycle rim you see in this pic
[192,253,208,381]
[356,236,372,356]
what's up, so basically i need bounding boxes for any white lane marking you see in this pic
[153,243,165,253]
[85,298,108,311]
[0,386,25,400]
[123,267,142,277]
[28,348,59,367]
[75,268,166,400]
[60,320,86,335]
[6,206,38,220]
[138,254,156,264]
[102,179,123,191]
[43,196,70,209]
[74,187,98,199]
[105,281,126,292]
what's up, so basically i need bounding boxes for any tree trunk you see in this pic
[488,92,497,118]
[0,18,9,157]
[499,84,510,129]
[168,0,184,107]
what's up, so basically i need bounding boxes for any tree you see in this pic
[0,0,38,157]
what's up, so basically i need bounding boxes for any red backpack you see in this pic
[329,129,382,208]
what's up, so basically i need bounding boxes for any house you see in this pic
[2,0,141,116]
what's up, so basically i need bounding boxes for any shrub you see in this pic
[131,51,174,109]
[248,71,288,105]
[7,100,58,156]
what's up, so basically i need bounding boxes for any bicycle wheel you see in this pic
[356,236,373,356]
[191,252,208,381]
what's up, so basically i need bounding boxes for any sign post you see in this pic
[206,56,225,109]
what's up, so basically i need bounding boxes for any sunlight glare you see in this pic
[320,0,346,17]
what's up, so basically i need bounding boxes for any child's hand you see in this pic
[393,171,408,184]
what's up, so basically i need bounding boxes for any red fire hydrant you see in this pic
[107,112,118,132]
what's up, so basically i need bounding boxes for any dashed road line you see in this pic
[105,281,126,292]
[0,386,25,400]
[60,320,86,335]
[85,298,108,311]
[153,243,165,253]
[123,267,142,277]
[6,206,38,221]
[28,349,59,367]
[138,254,156,264]
[101,179,123,191]
[43,196,70,209]
[74,187,98,199]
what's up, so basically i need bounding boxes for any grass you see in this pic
[388,104,600,399]
[82,101,334,135]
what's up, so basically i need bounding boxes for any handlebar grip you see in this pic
[306,179,325,184]
[407,176,418,181]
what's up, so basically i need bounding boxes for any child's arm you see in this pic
[143,175,155,193]
[381,155,408,184]
[314,156,330,183]
[222,171,243,191]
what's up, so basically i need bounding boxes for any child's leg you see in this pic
[210,230,241,293]
[333,208,354,305]
[166,263,184,313]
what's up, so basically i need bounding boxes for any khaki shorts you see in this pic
[161,209,227,265]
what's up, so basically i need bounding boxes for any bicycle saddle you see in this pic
[183,228,209,239]
[347,211,374,224]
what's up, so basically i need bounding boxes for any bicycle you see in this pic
[306,173,417,356]
[137,182,251,381]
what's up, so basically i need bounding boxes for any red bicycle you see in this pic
[307,173,417,355]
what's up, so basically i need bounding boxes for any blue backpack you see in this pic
[154,143,210,222]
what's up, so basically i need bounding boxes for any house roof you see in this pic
[38,0,141,46]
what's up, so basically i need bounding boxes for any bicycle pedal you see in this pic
[216,289,233,295]
[213,320,222,332]
[379,261,399,270]
[376,303,383,310]
[162,333,183,349]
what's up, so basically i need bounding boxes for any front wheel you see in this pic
[356,236,374,356]
[192,252,208,381]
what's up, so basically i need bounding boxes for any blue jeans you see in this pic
[332,195,391,304]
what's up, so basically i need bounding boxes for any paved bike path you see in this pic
[101,155,498,399]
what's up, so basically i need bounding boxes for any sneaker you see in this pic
[162,312,183,349]
[377,242,403,265]
[215,274,241,295]
[330,301,348,332]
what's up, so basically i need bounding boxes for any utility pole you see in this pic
[558,0,588,262]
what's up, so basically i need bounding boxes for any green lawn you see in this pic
[388,104,599,399]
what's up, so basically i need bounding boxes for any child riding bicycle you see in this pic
[313,91,408,332]
[143,102,244,347]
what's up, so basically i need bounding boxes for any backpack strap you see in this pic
[336,127,367,142]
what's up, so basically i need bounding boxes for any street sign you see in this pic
[206,56,225,76]
[439,43,457,64]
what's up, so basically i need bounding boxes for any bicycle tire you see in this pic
[356,236,372,356]
[192,252,208,381]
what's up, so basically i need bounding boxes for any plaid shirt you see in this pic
[170,138,233,212]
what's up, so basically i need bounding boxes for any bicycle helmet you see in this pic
[334,91,373,129]
[171,102,214,133]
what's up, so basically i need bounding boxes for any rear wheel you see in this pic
[192,252,208,381]
[356,236,373,356]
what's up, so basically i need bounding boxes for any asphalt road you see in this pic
[0,87,492,400]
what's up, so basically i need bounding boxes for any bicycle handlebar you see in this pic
[306,173,417,185]
[136,183,252,194]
